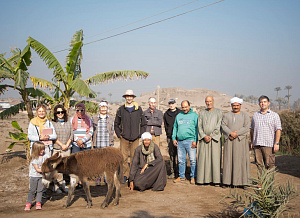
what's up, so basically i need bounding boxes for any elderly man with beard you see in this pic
[221,97,251,188]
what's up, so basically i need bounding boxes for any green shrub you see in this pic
[279,110,300,155]
[223,167,297,217]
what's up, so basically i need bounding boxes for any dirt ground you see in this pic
[0,112,299,217]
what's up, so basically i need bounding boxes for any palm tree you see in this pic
[27,30,148,113]
[274,87,281,110]
[285,85,292,109]
[0,46,52,120]
[275,97,286,110]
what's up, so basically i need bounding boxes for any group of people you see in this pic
[24,89,282,211]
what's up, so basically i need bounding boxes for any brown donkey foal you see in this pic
[42,147,123,208]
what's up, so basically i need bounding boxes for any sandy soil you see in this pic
[0,112,299,217]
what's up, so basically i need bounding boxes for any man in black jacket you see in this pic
[163,99,182,179]
[115,90,147,183]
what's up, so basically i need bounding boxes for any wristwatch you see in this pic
[275,142,279,145]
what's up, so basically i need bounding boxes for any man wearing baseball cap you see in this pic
[163,99,182,179]
[115,90,147,183]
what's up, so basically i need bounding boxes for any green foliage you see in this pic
[27,29,148,113]
[279,109,300,155]
[8,121,30,160]
[223,167,297,217]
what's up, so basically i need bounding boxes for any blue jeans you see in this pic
[177,140,197,179]
[72,146,91,153]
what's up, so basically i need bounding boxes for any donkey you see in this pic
[42,147,123,208]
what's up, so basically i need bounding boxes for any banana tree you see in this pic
[27,29,148,113]
[0,46,53,120]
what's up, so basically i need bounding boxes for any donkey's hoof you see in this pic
[101,202,108,209]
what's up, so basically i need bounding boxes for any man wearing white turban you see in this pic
[129,132,167,191]
[221,97,251,188]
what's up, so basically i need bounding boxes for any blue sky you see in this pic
[1,0,299,103]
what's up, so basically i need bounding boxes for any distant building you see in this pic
[0,102,11,110]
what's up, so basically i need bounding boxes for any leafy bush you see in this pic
[279,109,300,155]
[223,167,297,217]
[8,121,30,160]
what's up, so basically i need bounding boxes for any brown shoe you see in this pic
[173,177,186,183]
[190,178,195,185]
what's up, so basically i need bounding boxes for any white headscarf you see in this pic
[141,132,152,140]
[230,97,243,104]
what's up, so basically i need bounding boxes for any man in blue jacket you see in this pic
[172,100,198,185]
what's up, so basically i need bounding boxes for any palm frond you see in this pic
[7,48,21,67]
[15,69,29,90]
[66,41,83,82]
[27,37,66,81]
[0,55,14,72]
[70,78,96,98]
[17,44,32,70]
[86,70,149,85]
[0,84,11,94]
[30,77,56,90]
[0,70,14,80]
[26,87,55,104]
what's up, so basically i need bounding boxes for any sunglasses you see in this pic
[56,111,65,114]
[76,109,84,112]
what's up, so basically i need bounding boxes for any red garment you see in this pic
[72,103,91,134]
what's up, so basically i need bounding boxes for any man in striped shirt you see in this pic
[250,95,282,169]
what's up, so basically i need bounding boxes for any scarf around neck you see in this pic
[141,141,155,163]
[72,103,91,134]
[125,101,139,110]
[30,116,47,133]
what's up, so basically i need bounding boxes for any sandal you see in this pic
[36,202,42,210]
[24,203,31,211]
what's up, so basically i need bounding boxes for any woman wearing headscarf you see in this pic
[28,104,57,156]
[70,103,93,153]
[129,132,167,192]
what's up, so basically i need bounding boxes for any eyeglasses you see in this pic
[56,111,65,114]
[76,109,84,112]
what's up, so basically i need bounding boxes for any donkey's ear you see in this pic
[51,155,63,169]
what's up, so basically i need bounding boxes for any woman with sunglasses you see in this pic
[52,105,73,156]
[70,103,93,153]
[51,104,73,193]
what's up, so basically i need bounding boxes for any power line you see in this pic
[51,0,225,54]
[49,0,200,50]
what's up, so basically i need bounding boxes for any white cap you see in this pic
[99,101,108,107]
[141,132,152,140]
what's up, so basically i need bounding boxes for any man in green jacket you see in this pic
[172,100,198,185]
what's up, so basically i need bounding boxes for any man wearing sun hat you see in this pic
[221,97,251,188]
[115,90,147,183]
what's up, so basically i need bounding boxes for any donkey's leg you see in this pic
[82,177,92,208]
[113,171,121,206]
[101,173,113,208]
[64,175,77,207]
